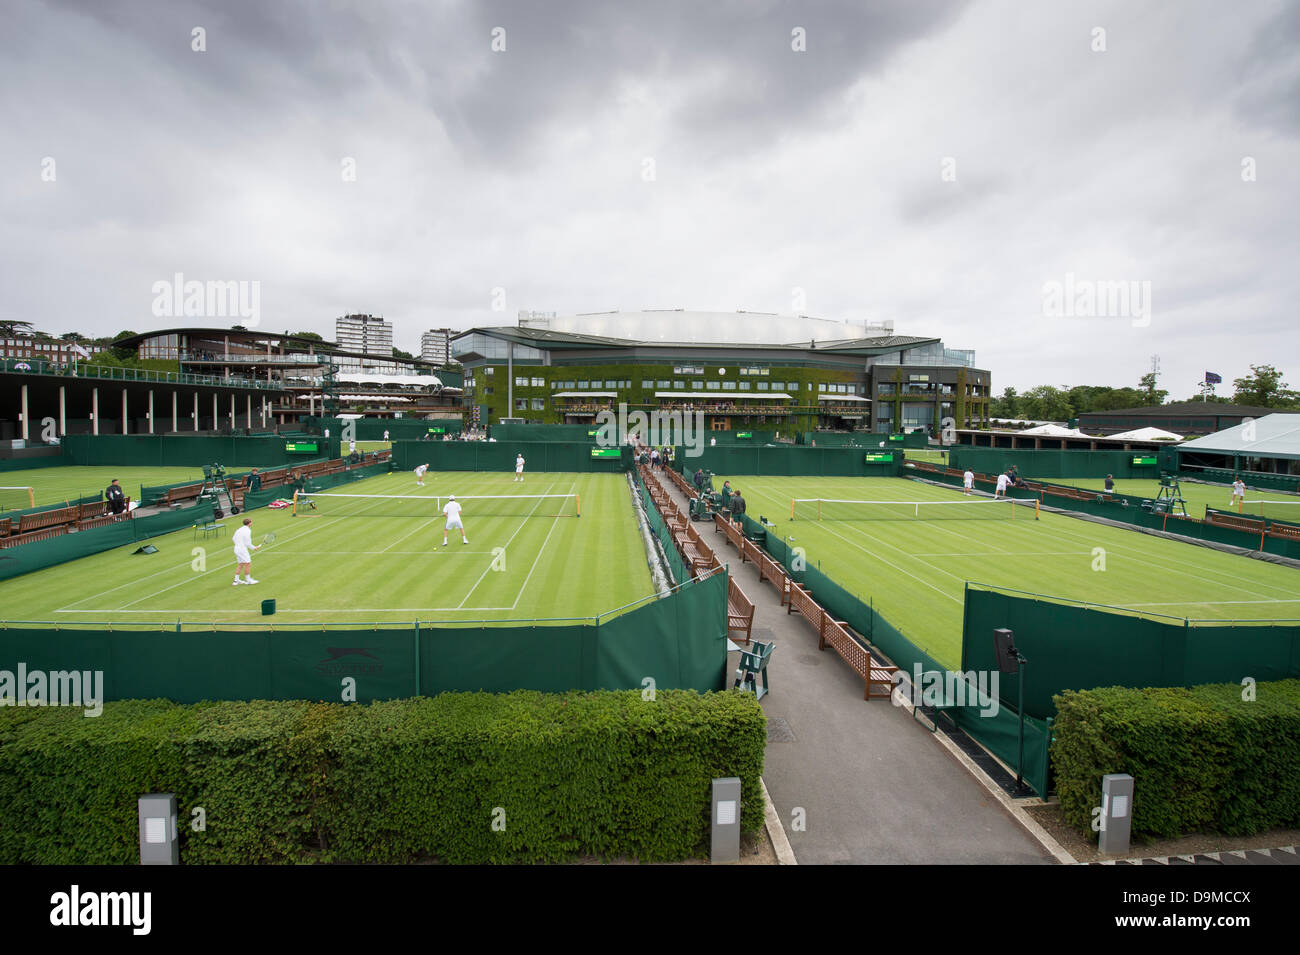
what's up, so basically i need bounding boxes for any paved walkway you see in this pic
[649,468,1052,865]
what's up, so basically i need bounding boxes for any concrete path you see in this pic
[649,467,1053,865]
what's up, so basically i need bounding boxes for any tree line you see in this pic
[992,366,1297,420]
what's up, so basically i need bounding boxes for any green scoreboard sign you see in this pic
[888,434,905,443]
[1131,456,1158,466]
[735,431,753,439]
[587,429,600,436]
[285,442,319,454]
[427,427,446,434]
[591,448,622,458]
[864,452,895,463]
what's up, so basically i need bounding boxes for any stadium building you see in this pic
[451,311,989,434]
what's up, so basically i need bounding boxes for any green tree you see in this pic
[1137,371,1168,406]
[1018,385,1074,421]
[291,331,325,342]
[989,386,1020,419]
[1233,365,1298,407]
[109,330,139,361]
[0,320,35,337]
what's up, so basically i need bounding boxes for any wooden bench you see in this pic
[165,483,205,506]
[0,517,10,537]
[818,614,899,702]
[77,513,122,531]
[1267,522,1300,542]
[752,546,787,594]
[0,524,70,548]
[1207,510,1267,533]
[17,506,79,534]
[726,573,756,644]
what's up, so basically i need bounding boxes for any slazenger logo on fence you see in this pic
[49,885,151,935]
[0,663,104,717]
[315,647,384,677]
[893,664,1000,718]
[593,404,705,458]
[151,272,261,327]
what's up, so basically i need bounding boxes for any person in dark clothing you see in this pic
[246,469,262,493]
[1104,473,1115,493]
[730,490,746,524]
[105,479,127,515]
[693,468,704,491]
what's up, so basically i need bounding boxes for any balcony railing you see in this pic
[180,351,329,365]
[1,357,281,390]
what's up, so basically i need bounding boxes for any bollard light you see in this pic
[711,777,741,864]
[1098,773,1134,855]
[138,793,179,865]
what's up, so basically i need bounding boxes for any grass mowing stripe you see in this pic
[510,482,578,611]
[457,479,562,608]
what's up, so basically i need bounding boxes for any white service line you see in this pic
[456,480,562,609]
[510,482,578,610]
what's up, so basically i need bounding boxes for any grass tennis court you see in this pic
[1041,476,1300,523]
[0,465,281,511]
[715,474,1300,668]
[3,471,654,627]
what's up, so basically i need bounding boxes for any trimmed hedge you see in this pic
[1052,680,1300,840]
[0,690,765,864]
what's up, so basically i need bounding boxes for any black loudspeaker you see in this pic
[213,506,224,519]
[993,628,1019,674]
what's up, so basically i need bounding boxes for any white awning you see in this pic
[553,391,617,398]
[818,394,870,402]
[654,391,793,400]
[340,394,413,402]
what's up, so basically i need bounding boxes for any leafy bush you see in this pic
[1052,679,1300,840]
[0,690,765,864]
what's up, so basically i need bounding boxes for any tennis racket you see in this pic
[263,532,277,544]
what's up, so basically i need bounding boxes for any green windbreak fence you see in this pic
[0,455,70,472]
[490,422,601,444]
[674,446,903,477]
[961,584,1300,720]
[949,447,1155,479]
[640,484,687,584]
[0,502,216,581]
[800,432,893,448]
[391,440,630,473]
[0,461,391,582]
[0,571,728,700]
[1180,464,1300,494]
[1,492,103,519]
[302,417,463,441]
[910,464,1300,560]
[738,511,1052,793]
[60,434,343,468]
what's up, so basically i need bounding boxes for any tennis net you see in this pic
[293,491,580,518]
[1236,499,1300,521]
[790,497,1038,521]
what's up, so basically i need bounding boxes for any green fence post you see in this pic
[414,620,421,698]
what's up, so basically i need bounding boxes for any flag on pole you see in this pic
[70,343,91,359]
[1205,371,1222,384]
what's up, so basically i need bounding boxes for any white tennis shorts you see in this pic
[234,548,252,563]
[446,518,463,530]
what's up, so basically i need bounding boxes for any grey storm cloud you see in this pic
[0,0,1297,394]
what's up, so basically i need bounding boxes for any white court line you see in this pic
[1123,599,1300,608]
[509,482,577,610]
[456,480,562,609]
[53,606,517,614]
[110,493,396,611]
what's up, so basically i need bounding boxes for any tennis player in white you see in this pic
[515,454,525,482]
[232,517,260,585]
[415,463,429,487]
[963,469,974,494]
[1231,477,1246,507]
[442,494,467,545]
[994,471,1010,499]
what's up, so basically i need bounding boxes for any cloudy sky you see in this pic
[2,0,1297,395]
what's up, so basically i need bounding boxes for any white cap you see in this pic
[448,493,455,500]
